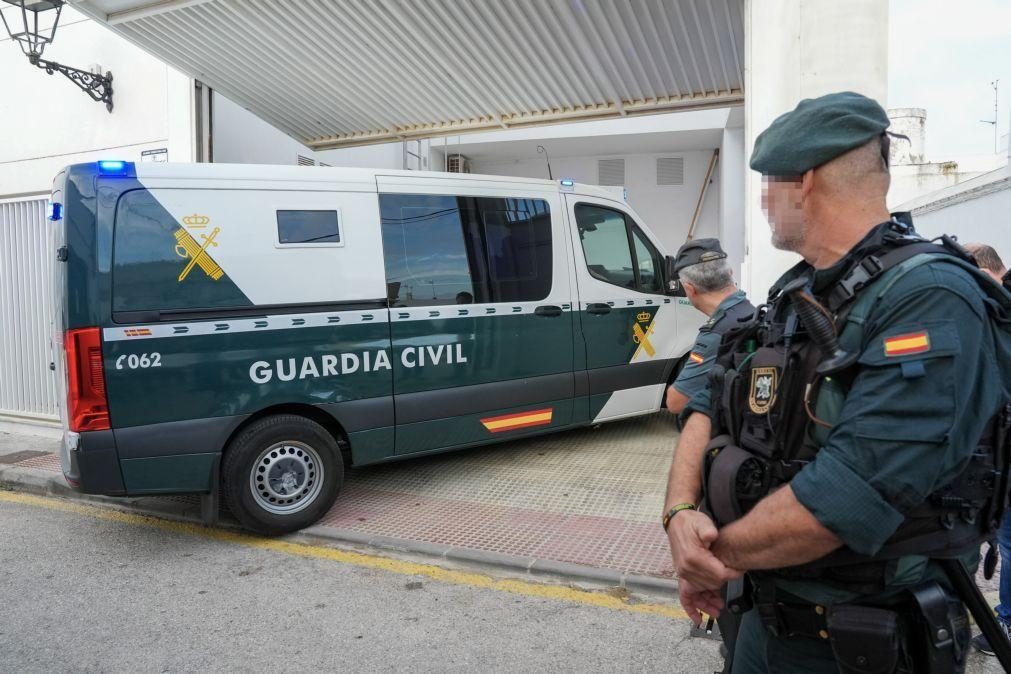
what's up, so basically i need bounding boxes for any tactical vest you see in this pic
[702,221,1011,586]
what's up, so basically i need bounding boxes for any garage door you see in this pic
[0,197,59,425]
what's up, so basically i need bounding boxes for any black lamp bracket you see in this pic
[29,53,113,112]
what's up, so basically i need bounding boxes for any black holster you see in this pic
[906,582,969,674]
[827,604,902,674]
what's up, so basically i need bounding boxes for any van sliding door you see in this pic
[377,178,577,455]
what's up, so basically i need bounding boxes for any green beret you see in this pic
[673,238,727,273]
[750,91,890,176]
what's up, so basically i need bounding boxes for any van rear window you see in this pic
[380,194,552,307]
[276,210,341,245]
[112,190,252,314]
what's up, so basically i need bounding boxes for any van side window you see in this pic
[631,226,664,294]
[575,203,662,294]
[575,204,635,289]
[276,210,341,245]
[380,194,552,307]
[112,190,251,313]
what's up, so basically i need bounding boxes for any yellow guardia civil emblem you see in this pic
[174,213,224,282]
[748,366,778,414]
[632,310,656,358]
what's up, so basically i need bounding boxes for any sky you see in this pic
[889,0,1011,160]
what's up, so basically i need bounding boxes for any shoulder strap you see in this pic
[827,242,942,313]
[703,300,756,335]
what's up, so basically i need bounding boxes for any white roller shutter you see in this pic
[0,197,59,423]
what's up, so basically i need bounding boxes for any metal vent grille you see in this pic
[0,198,58,421]
[657,157,685,185]
[597,158,625,186]
[296,155,316,166]
[446,155,470,173]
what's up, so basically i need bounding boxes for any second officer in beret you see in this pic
[664,239,754,419]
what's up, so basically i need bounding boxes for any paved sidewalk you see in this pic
[0,413,681,590]
[2,416,1002,600]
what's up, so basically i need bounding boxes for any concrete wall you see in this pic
[913,185,1011,258]
[889,154,1007,208]
[469,151,720,256]
[887,108,926,166]
[0,6,193,197]
[744,0,889,298]
[212,93,317,166]
[315,142,402,170]
[719,125,746,281]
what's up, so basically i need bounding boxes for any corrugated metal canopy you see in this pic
[74,0,744,149]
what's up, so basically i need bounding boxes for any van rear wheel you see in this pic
[222,415,343,535]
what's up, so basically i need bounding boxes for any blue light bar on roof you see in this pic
[98,160,126,172]
[560,178,574,187]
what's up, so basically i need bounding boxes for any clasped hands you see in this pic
[666,509,742,626]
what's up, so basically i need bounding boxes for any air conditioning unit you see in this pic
[447,154,470,173]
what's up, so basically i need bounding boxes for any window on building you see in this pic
[380,194,552,307]
[276,210,341,245]
[574,203,664,294]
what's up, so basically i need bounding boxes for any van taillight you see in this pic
[65,327,110,432]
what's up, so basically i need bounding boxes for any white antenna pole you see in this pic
[982,80,999,153]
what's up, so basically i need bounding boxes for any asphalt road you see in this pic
[0,493,722,673]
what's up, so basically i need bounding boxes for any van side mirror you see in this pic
[664,256,685,297]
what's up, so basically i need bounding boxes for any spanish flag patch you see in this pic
[884,331,930,357]
[481,408,553,433]
[689,352,705,364]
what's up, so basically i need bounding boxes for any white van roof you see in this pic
[130,162,624,202]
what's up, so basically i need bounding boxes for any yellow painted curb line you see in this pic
[0,490,687,620]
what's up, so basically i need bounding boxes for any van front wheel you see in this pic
[222,415,343,535]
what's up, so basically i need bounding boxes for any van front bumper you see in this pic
[62,429,126,495]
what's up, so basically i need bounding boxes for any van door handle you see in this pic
[534,305,563,317]
[586,303,611,315]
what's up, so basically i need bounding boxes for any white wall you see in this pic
[744,0,889,298]
[913,186,1011,258]
[719,126,746,280]
[469,151,720,255]
[211,93,317,166]
[0,6,193,197]
[316,142,402,169]
[889,154,1007,208]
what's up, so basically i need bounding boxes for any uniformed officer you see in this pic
[663,91,1011,673]
[664,238,754,417]
[962,243,1011,657]
[661,240,753,672]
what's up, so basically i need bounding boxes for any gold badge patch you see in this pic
[632,311,656,358]
[748,367,778,414]
[174,213,224,282]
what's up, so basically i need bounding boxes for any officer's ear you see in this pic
[800,169,815,200]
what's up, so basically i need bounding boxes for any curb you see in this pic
[0,462,678,598]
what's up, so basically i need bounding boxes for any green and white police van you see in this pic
[50,160,701,534]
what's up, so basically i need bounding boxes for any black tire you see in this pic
[221,414,344,535]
